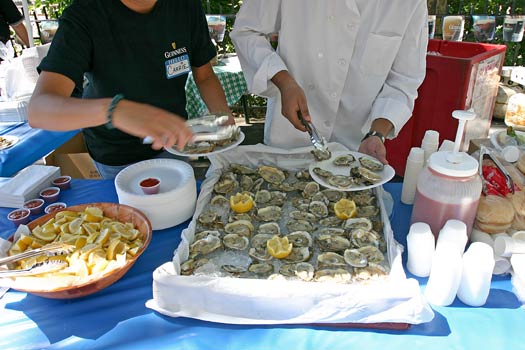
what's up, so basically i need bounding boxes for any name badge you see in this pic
[165,54,190,79]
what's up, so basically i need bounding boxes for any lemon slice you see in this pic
[32,225,57,242]
[229,192,254,213]
[106,239,126,260]
[82,207,104,223]
[334,198,357,220]
[69,218,84,235]
[266,235,293,259]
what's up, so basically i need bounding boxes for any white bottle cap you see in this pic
[502,145,520,163]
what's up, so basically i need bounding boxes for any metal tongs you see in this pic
[479,146,515,195]
[0,260,68,278]
[297,111,329,154]
[187,114,239,142]
[0,242,75,267]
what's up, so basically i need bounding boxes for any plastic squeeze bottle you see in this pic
[411,110,482,239]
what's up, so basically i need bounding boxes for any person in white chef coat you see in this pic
[230,0,428,164]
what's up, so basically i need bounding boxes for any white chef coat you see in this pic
[230,0,428,151]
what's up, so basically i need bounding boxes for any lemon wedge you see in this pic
[267,235,293,259]
[229,192,254,213]
[334,198,357,220]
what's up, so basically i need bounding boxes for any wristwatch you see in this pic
[361,130,385,144]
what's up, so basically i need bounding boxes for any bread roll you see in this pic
[517,153,525,175]
[475,195,515,232]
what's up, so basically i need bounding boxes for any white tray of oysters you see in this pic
[146,143,433,325]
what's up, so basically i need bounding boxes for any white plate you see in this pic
[309,150,395,191]
[165,131,245,157]
[115,158,195,198]
[0,135,19,150]
[490,129,525,151]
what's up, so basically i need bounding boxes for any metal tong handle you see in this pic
[479,146,515,195]
[0,260,68,278]
[0,242,75,266]
[297,111,326,152]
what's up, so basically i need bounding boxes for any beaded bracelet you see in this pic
[105,93,125,129]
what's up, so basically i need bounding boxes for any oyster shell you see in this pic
[333,154,355,166]
[289,210,316,222]
[354,263,388,280]
[311,148,332,161]
[302,182,320,199]
[190,235,222,257]
[316,235,351,252]
[321,189,346,202]
[327,175,354,189]
[279,262,314,281]
[214,173,237,194]
[312,167,333,178]
[248,262,274,275]
[251,233,273,250]
[359,157,384,172]
[224,220,254,237]
[248,247,272,262]
[317,252,347,268]
[229,163,257,175]
[357,205,379,218]
[180,258,209,275]
[350,229,379,248]
[194,230,221,241]
[358,245,385,263]
[344,217,373,232]
[286,219,315,232]
[309,200,329,218]
[197,210,219,226]
[310,192,329,205]
[295,169,311,180]
[283,247,311,263]
[343,248,368,267]
[258,165,286,184]
[319,216,343,227]
[255,189,272,204]
[257,206,282,222]
[257,222,280,235]
[223,233,250,250]
[210,194,229,206]
[240,175,254,192]
[287,231,313,247]
[319,227,346,236]
[221,264,248,274]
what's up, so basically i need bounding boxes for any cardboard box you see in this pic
[54,153,101,179]
[44,133,101,179]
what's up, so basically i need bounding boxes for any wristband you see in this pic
[105,94,125,129]
[361,130,385,144]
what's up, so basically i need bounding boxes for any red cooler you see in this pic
[386,39,506,176]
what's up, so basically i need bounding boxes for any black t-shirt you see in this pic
[0,0,24,43]
[38,0,216,165]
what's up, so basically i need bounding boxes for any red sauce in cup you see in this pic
[53,177,69,184]
[9,210,28,220]
[140,178,160,187]
[42,189,58,196]
[24,200,42,208]
[46,203,66,213]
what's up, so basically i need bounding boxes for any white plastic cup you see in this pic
[457,242,495,306]
[512,231,525,241]
[425,241,463,306]
[401,147,425,205]
[436,219,468,255]
[494,236,525,257]
[406,222,435,277]
[421,130,440,163]
[470,229,511,275]
[438,139,455,152]
[502,145,520,163]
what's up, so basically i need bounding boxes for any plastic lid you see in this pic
[428,150,479,177]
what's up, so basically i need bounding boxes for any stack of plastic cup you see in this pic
[401,147,425,205]
[457,242,495,306]
[406,222,435,277]
[421,130,440,163]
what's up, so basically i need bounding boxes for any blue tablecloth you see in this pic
[0,180,523,350]
[0,122,79,177]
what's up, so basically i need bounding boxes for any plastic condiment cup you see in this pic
[139,177,161,195]
[39,186,61,203]
[23,198,45,215]
[52,176,72,190]
[7,208,31,226]
[45,202,68,214]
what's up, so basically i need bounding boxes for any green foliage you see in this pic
[32,0,72,17]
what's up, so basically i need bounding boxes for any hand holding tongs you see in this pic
[143,114,238,144]
[479,146,515,195]
[0,242,76,267]
[297,111,328,154]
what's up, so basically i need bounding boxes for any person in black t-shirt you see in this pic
[28,0,233,179]
[0,0,29,47]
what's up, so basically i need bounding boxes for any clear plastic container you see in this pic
[410,110,482,240]
[410,155,482,239]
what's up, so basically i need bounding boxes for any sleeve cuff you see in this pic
[364,97,412,138]
[251,52,288,97]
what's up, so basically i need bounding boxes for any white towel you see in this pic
[0,165,60,208]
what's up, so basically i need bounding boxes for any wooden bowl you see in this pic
[8,202,152,299]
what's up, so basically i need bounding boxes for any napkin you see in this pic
[0,99,28,122]
[0,165,60,208]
